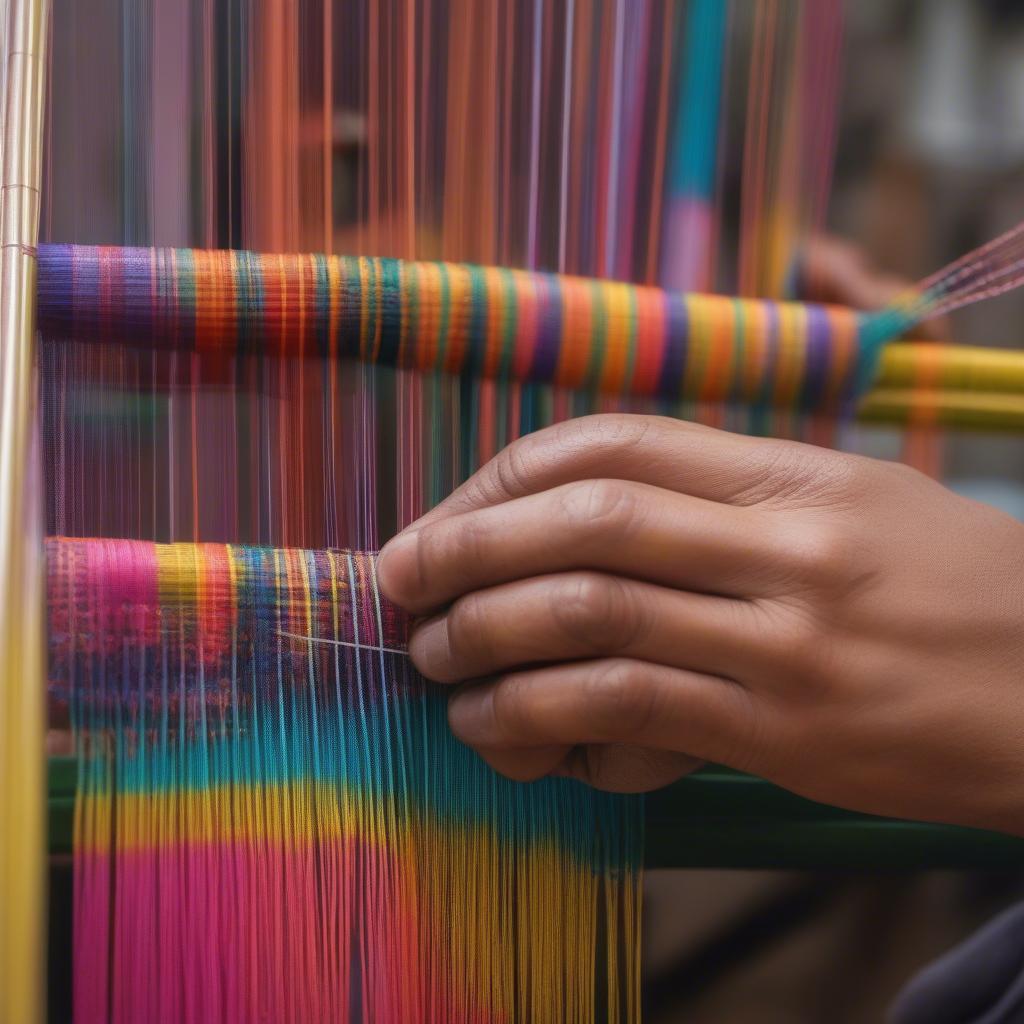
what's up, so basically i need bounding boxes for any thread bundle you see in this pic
[38,243,869,411]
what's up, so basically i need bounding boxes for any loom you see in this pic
[6,1,1024,1022]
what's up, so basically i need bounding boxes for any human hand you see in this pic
[378,415,1024,835]
[800,234,950,340]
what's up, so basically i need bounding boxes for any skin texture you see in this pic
[377,414,1024,836]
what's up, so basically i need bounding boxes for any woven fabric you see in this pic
[48,536,643,1024]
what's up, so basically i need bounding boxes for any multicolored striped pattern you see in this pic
[47,537,642,1024]
[37,243,876,412]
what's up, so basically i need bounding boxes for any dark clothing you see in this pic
[891,902,1024,1024]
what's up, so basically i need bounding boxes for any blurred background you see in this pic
[645,2,1024,1020]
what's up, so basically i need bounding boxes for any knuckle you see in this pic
[550,574,643,653]
[411,521,446,587]
[446,593,487,664]
[482,415,654,501]
[421,512,488,578]
[489,674,534,740]
[778,613,830,681]
[725,439,808,505]
[562,413,654,451]
[786,616,827,671]
[731,440,860,507]
[582,660,658,739]
[558,478,640,538]
[884,458,928,488]
[475,414,664,505]
[489,437,539,502]
[786,523,859,588]
[727,688,772,776]
[468,427,551,506]
[756,600,843,691]
[410,518,477,599]
[827,453,873,495]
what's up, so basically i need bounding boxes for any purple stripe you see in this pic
[527,274,564,382]
[799,304,830,411]
[658,291,688,399]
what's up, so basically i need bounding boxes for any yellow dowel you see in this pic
[0,1,48,1022]
[876,343,1024,396]
[852,342,1024,429]
[858,388,1024,431]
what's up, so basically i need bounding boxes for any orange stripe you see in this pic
[554,277,593,391]
[600,283,632,394]
[482,267,505,378]
[443,263,473,375]
[629,285,665,396]
[700,297,735,403]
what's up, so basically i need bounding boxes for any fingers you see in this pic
[404,414,811,527]
[801,235,906,310]
[408,571,765,684]
[446,657,765,771]
[800,235,951,340]
[552,744,703,792]
[552,745,704,790]
[378,478,790,614]
[472,741,701,792]
[463,743,574,784]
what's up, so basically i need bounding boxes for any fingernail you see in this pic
[407,614,449,678]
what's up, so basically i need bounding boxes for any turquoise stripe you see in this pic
[669,0,728,200]
[82,682,639,871]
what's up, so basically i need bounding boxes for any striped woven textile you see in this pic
[47,537,642,1024]
[37,243,873,411]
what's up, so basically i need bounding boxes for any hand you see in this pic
[378,415,1024,835]
[800,235,950,340]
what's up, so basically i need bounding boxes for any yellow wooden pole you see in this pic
[876,343,1024,396]
[0,0,48,1021]
[858,389,1024,431]
[855,344,1024,431]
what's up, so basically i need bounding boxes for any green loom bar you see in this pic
[46,757,1024,869]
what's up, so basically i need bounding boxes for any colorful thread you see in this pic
[38,243,869,411]
[49,536,642,1024]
